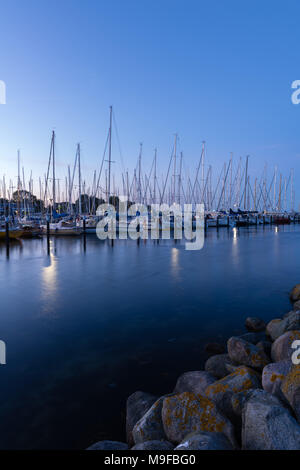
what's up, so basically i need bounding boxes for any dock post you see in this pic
[270,215,273,225]
[216,215,219,229]
[83,216,86,251]
[46,214,50,255]
[204,215,207,233]
[5,214,9,256]
[227,216,230,229]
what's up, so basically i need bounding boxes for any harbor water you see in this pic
[0,224,298,449]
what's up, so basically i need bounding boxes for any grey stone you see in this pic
[174,432,234,450]
[87,440,129,450]
[174,371,215,395]
[281,366,300,421]
[205,354,236,379]
[161,392,236,447]
[290,284,300,303]
[242,389,300,449]
[131,440,174,450]
[227,336,269,370]
[271,330,300,362]
[126,391,157,445]
[205,366,261,418]
[132,395,169,444]
[266,319,287,341]
[262,361,292,398]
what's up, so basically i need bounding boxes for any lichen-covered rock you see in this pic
[231,389,257,417]
[87,440,129,450]
[293,301,300,311]
[132,395,169,444]
[242,389,300,449]
[174,432,234,450]
[271,330,300,362]
[281,366,300,421]
[174,371,215,395]
[266,319,287,341]
[284,311,300,332]
[204,354,236,379]
[262,361,292,398]
[126,391,157,445]
[205,366,261,418]
[131,440,174,450]
[245,317,266,332]
[290,284,300,303]
[227,337,269,370]
[161,392,236,447]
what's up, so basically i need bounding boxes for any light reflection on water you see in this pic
[0,224,299,449]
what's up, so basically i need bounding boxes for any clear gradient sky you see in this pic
[0,0,300,205]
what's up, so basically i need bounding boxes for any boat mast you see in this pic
[78,143,82,216]
[153,148,157,204]
[107,105,113,203]
[244,155,249,211]
[173,134,177,204]
[52,131,56,212]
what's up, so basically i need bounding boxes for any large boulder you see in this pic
[262,361,292,399]
[242,389,300,449]
[281,366,300,421]
[205,366,261,418]
[131,440,174,450]
[231,389,257,418]
[290,284,300,303]
[266,319,287,341]
[204,354,236,379]
[293,300,300,311]
[273,311,300,337]
[132,395,169,444]
[87,440,129,450]
[271,330,300,362]
[174,371,215,395]
[174,432,234,450]
[161,392,236,447]
[245,317,266,332]
[126,391,157,445]
[227,337,269,370]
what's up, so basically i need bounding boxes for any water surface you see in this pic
[0,224,298,449]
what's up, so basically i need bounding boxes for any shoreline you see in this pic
[87,283,300,451]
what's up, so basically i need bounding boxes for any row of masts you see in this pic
[0,106,296,216]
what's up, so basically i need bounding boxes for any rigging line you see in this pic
[112,109,126,175]
[160,141,175,204]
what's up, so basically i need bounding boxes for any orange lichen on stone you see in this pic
[281,366,300,396]
[206,382,229,395]
[163,392,226,435]
[288,331,300,345]
[270,373,285,383]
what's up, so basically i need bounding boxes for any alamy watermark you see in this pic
[0,80,6,104]
[96,200,205,251]
[0,341,6,365]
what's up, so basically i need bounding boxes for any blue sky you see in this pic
[0,0,300,206]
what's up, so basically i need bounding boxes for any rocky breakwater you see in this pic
[87,283,300,451]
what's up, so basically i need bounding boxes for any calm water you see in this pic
[0,224,298,449]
